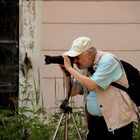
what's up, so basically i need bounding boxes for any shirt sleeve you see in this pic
[91,55,123,89]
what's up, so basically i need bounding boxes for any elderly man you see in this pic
[61,36,138,140]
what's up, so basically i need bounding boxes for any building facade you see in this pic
[19,0,140,111]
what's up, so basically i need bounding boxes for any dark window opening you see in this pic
[0,0,19,109]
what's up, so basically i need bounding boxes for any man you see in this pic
[61,36,139,140]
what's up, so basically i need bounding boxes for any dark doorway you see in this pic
[0,0,19,109]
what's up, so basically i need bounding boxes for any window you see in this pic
[0,0,19,109]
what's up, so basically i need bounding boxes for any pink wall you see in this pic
[40,1,140,109]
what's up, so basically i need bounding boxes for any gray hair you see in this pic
[83,47,97,55]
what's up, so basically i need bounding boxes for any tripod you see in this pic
[53,73,82,140]
[52,99,82,140]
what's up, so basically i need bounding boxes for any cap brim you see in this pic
[64,50,81,57]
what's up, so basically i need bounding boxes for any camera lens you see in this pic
[45,55,64,64]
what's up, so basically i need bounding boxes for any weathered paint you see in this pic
[19,0,43,110]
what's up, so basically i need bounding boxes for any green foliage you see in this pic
[0,106,140,140]
[0,107,49,140]
[0,107,86,140]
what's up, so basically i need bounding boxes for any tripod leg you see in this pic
[71,114,82,140]
[53,113,65,140]
[64,113,69,140]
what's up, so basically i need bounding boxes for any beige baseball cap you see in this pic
[65,36,93,57]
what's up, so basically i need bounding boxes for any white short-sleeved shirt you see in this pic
[86,55,123,116]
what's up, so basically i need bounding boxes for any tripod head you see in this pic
[60,98,72,113]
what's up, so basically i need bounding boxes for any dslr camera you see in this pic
[44,55,74,65]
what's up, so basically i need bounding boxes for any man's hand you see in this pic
[62,55,73,72]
